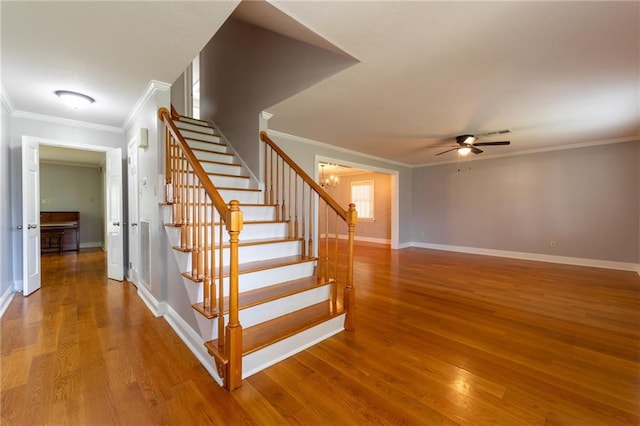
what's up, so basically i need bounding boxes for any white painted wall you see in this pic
[411,141,640,265]
[1,100,14,304]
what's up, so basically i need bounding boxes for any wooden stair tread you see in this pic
[191,147,234,156]
[185,136,225,145]
[176,116,209,125]
[181,255,315,282]
[193,275,334,319]
[185,170,250,179]
[205,301,344,356]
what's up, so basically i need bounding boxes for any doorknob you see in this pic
[28,224,37,229]
[113,222,120,227]
[17,225,23,230]
[131,223,138,227]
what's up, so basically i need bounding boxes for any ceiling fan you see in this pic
[435,130,511,156]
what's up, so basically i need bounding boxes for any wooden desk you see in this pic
[40,211,79,253]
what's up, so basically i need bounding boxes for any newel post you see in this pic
[344,203,357,331]
[225,200,243,390]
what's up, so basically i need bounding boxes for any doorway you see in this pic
[315,156,399,249]
[21,136,124,296]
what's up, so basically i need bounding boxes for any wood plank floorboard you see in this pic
[1,244,639,425]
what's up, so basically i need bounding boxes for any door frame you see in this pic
[127,138,140,286]
[20,135,123,294]
[314,155,400,250]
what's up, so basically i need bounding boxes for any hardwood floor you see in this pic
[2,244,639,425]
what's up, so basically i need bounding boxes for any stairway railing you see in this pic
[260,131,357,330]
[159,107,243,391]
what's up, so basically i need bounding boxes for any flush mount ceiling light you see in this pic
[54,90,95,109]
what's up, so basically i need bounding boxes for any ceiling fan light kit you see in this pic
[435,130,511,156]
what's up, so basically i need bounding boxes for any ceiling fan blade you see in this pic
[473,141,510,146]
[435,147,458,156]
[471,146,484,154]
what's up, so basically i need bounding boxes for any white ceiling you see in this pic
[1,1,239,128]
[2,1,638,166]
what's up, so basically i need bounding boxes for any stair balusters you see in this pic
[159,107,244,391]
[260,131,357,329]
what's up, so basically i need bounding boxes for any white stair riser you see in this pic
[186,139,228,153]
[175,121,215,134]
[183,240,302,268]
[242,314,345,378]
[166,204,276,223]
[177,116,209,126]
[193,150,236,164]
[170,221,289,246]
[210,174,250,189]
[201,162,243,176]
[181,130,222,143]
[172,187,261,204]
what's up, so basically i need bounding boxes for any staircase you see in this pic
[158,108,356,390]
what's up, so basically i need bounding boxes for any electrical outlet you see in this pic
[550,240,557,248]
[42,199,52,205]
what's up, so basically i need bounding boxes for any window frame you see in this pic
[350,179,375,222]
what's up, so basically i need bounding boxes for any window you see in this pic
[351,180,374,221]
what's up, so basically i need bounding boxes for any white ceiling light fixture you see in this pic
[457,147,472,156]
[54,90,95,109]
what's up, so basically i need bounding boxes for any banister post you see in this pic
[344,203,357,331]
[225,200,243,390]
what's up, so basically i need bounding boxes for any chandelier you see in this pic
[320,163,339,189]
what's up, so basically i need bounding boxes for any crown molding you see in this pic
[122,79,171,131]
[0,84,15,114]
[12,110,123,133]
[261,111,274,120]
[267,129,412,168]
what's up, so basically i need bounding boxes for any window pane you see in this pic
[351,180,374,220]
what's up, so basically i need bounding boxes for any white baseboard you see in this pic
[410,242,640,272]
[14,280,23,293]
[162,305,223,386]
[80,241,103,249]
[320,233,390,245]
[0,286,16,318]
[397,242,413,249]
[136,283,166,317]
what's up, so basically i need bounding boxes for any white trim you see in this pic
[397,242,412,249]
[415,136,639,168]
[0,286,16,318]
[271,129,411,167]
[410,242,640,272]
[321,233,390,245]
[122,80,171,131]
[136,282,165,317]
[261,111,273,120]
[80,241,103,249]
[12,110,123,133]
[14,280,23,293]
[162,305,223,386]
[0,84,15,114]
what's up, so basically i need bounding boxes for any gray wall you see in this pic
[411,141,640,263]
[321,171,392,241]
[40,163,104,246]
[1,101,13,298]
[199,18,357,177]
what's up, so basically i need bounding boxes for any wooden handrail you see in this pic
[260,131,349,224]
[159,108,229,219]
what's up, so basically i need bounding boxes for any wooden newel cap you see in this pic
[158,107,170,120]
[347,203,358,225]
[226,200,243,232]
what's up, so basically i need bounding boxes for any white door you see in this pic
[127,142,139,286]
[22,139,41,295]
[106,148,124,281]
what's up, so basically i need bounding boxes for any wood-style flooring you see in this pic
[1,244,639,425]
